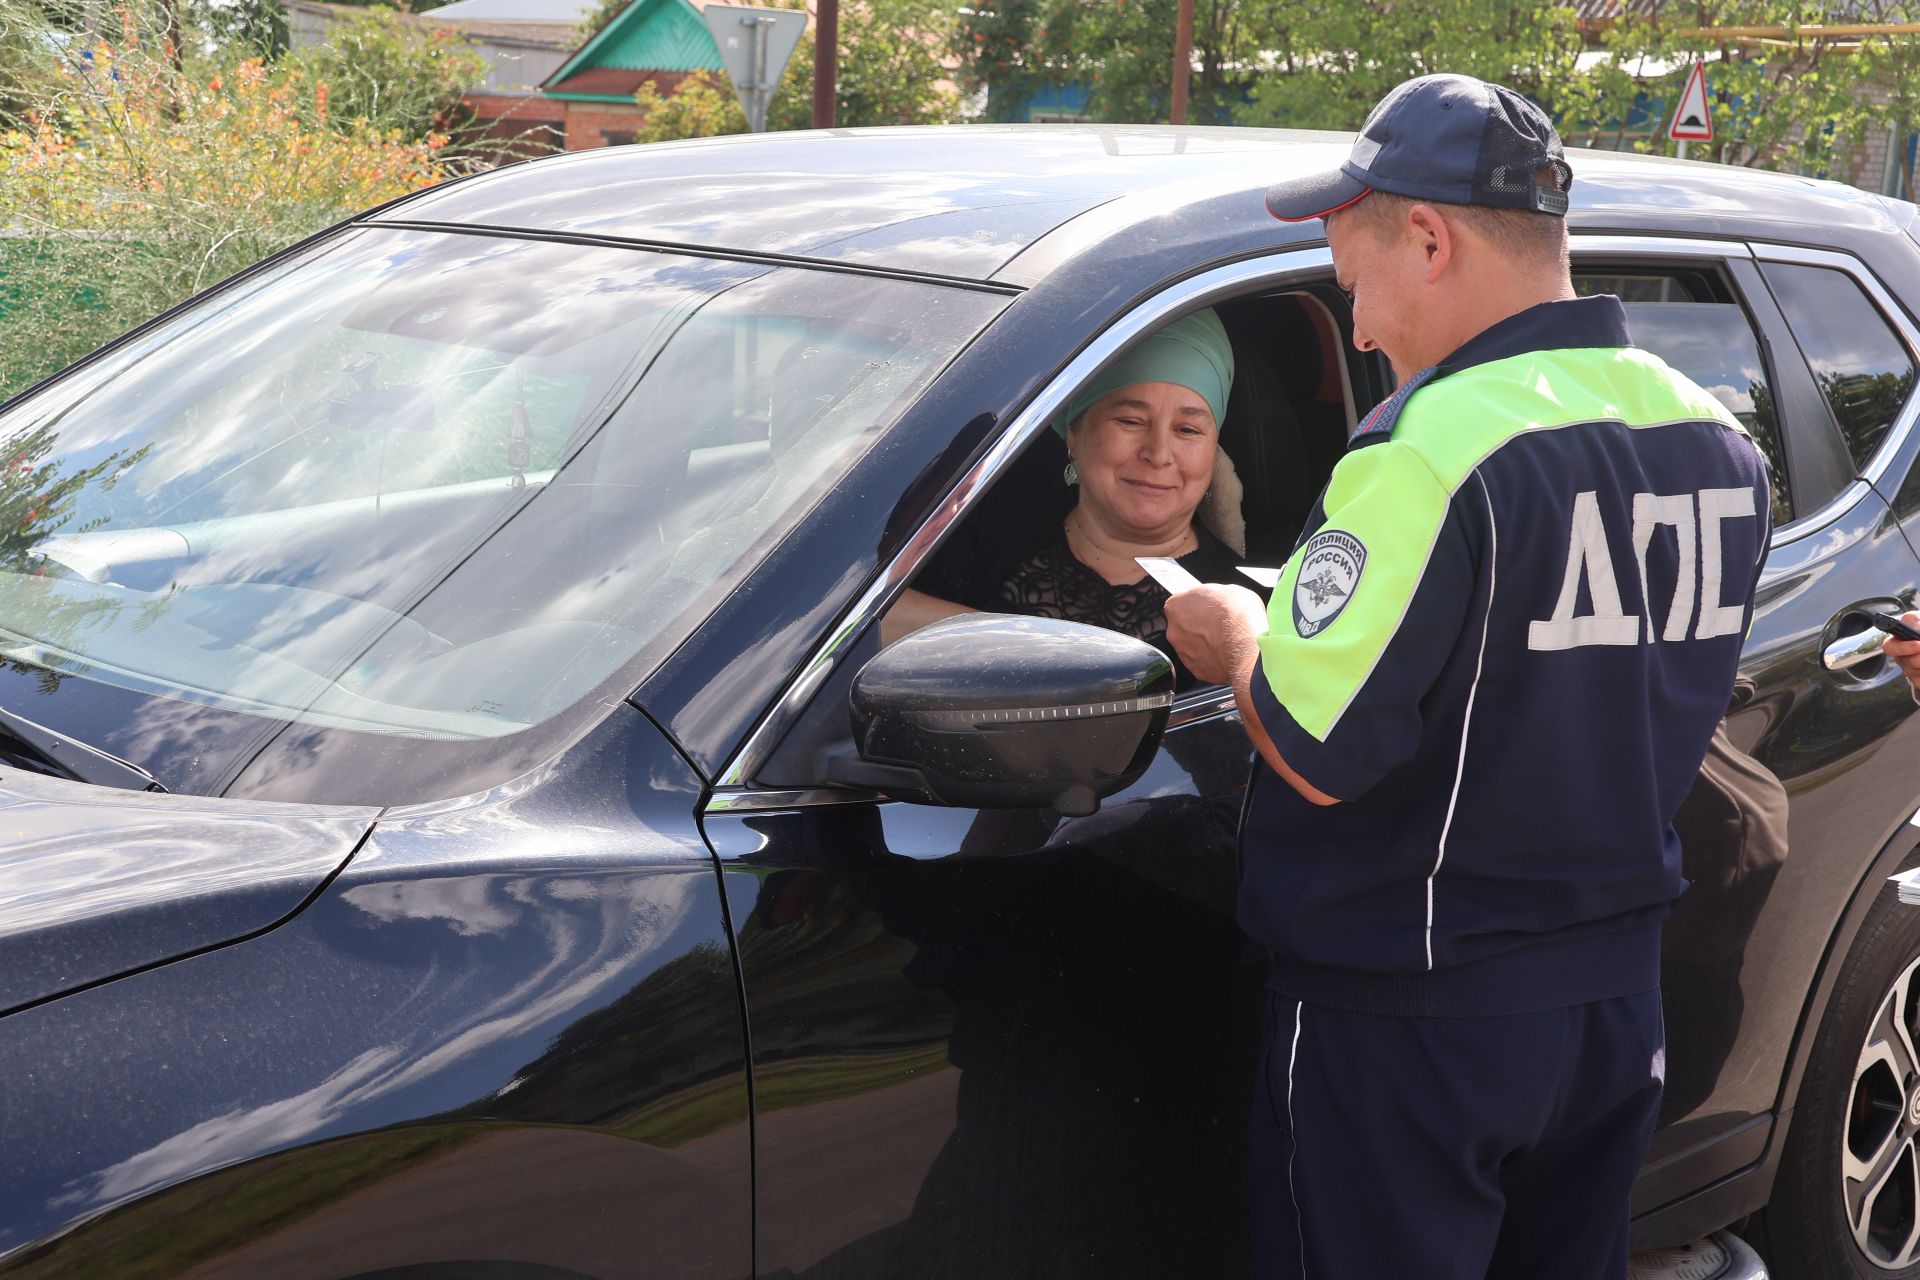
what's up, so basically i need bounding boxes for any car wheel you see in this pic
[1771,853,1920,1278]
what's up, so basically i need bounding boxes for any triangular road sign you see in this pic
[1670,60,1713,142]
[703,4,808,133]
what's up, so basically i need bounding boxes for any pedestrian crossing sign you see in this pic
[1669,61,1713,142]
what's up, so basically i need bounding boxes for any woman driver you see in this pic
[884,308,1251,689]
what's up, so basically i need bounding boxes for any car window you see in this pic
[1759,260,1917,473]
[0,227,1005,746]
[1576,272,1791,527]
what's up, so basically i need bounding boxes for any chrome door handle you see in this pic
[1824,626,1891,672]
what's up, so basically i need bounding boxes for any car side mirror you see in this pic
[821,614,1174,816]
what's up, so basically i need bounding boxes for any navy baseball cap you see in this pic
[1266,74,1573,222]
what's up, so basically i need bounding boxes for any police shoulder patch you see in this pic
[1293,530,1366,638]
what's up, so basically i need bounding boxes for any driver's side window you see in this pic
[887,286,1362,694]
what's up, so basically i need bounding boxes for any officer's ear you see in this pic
[1405,202,1455,283]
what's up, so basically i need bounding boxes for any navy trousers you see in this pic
[1249,989,1665,1280]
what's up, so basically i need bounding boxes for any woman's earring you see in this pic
[1064,458,1080,486]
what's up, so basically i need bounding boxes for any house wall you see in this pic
[474,41,572,94]
[563,100,653,149]
[287,2,335,48]
[460,91,567,156]
[553,72,689,148]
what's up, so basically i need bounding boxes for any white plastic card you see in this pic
[1135,557,1203,594]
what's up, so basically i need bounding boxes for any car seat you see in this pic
[1215,298,1321,564]
[1271,295,1356,489]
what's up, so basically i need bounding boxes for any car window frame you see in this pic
[706,236,1920,810]
[1569,235,1903,550]
[707,248,1343,809]
[0,223,1020,805]
[1721,254,1857,521]
[1566,239,1817,529]
[1748,241,1920,536]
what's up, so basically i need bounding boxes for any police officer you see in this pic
[1164,74,1771,1280]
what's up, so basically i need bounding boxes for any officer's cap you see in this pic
[1266,74,1573,223]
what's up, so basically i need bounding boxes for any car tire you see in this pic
[1769,849,1920,1279]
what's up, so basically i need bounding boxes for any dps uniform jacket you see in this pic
[1241,293,1773,1018]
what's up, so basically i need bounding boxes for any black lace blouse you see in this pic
[919,496,1252,691]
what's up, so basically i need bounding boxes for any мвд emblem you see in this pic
[1293,530,1366,638]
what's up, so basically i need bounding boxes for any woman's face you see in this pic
[1068,381,1219,541]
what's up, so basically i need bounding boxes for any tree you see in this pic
[1581,1,1920,178]
[0,1,467,397]
[1853,4,1920,195]
[574,0,625,41]
[832,0,961,125]
[286,3,488,140]
[188,0,289,57]
[632,0,960,142]
[632,62,810,142]
[1237,0,1591,131]
[953,0,1271,124]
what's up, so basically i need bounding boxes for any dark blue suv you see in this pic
[1,127,1918,1280]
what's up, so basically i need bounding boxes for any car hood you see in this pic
[0,770,378,1015]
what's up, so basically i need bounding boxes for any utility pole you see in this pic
[813,0,839,128]
[1170,0,1195,124]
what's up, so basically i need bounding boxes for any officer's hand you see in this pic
[1165,584,1268,687]
[1883,610,1920,696]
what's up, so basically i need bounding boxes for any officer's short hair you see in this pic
[1341,166,1569,271]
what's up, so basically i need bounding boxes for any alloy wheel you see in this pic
[1845,955,1920,1268]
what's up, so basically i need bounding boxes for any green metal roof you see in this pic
[549,0,722,84]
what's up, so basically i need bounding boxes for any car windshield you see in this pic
[0,227,1004,749]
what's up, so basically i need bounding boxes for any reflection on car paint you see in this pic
[0,771,376,1013]
[0,708,751,1278]
[705,719,1260,1278]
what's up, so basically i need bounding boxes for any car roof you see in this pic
[373,125,1916,284]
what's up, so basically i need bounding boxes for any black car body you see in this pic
[2,126,1920,1278]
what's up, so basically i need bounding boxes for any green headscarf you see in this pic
[1051,308,1235,438]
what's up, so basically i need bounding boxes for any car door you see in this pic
[696,254,1352,1280]
[1563,237,1920,1226]
[704,232,1920,1274]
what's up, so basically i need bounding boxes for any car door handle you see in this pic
[1824,625,1891,672]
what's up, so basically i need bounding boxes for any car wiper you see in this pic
[0,705,165,793]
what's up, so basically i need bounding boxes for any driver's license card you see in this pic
[1136,557,1204,594]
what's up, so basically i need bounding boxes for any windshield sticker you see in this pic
[1293,530,1366,638]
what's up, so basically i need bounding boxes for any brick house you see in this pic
[542,0,734,149]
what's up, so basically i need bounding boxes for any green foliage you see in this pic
[0,420,144,561]
[574,0,626,40]
[0,18,61,122]
[0,0,477,398]
[831,0,961,125]
[633,62,810,141]
[943,0,1920,189]
[954,0,1271,124]
[1859,27,1920,196]
[188,0,289,57]
[632,0,960,142]
[1582,2,1920,177]
[2,1127,481,1280]
[286,3,488,139]
[1239,0,1591,130]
